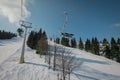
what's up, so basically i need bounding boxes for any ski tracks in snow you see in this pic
[1,39,120,80]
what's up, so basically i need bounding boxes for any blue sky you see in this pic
[0,0,120,41]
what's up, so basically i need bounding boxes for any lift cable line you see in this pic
[19,0,32,64]
[21,0,23,17]
[61,11,74,38]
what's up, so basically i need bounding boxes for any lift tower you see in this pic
[19,0,32,63]
[61,11,74,38]
[19,21,32,63]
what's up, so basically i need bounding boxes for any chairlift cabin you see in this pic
[61,32,74,38]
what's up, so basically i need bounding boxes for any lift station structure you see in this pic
[61,11,74,38]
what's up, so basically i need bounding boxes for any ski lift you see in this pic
[61,32,74,38]
[19,20,32,28]
[61,11,74,38]
[19,0,32,64]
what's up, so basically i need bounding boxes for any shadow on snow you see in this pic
[73,65,120,80]
[24,62,49,68]
[75,57,108,65]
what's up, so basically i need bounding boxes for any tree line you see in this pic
[55,37,77,48]
[54,37,120,63]
[0,30,17,39]
[83,37,120,62]
[27,29,120,63]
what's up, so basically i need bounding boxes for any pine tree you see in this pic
[37,28,42,41]
[101,38,109,52]
[117,38,120,62]
[111,37,116,45]
[103,38,109,46]
[117,38,120,45]
[42,31,47,40]
[27,31,34,49]
[36,29,48,55]
[61,37,70,47]
[61,37,65,46]
[91,37,99,55]
[91,37,95,53]
[71,38,77,48]
[79,37,84,50]
[56,37,60,44]
[36,37,48,56]
[61,37,65,45]
[110,37,120,61]
[85,39,91,52]
[105,45,111,58]
[71,38,73,47]
[94,37,99,55]
[17,28,24,37]
[66,38,70,47]
[32,32,38,49]
[110,37,117,59]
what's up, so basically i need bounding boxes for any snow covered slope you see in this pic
[0,38,120,80]
[0,37,23,63]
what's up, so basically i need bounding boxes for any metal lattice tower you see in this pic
[19,0,32,63]
[61,11,74,38]
[63,11,68,33]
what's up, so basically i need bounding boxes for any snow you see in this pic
[0,37,23,64]
[0,37,120,80]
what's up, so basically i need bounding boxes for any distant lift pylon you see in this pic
[61,11,74,38]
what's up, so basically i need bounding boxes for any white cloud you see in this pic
[113,23,120,27]
[0,0,30,24]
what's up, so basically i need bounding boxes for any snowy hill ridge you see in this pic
[0,37,120,80]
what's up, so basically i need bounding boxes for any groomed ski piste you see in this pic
[0,37,120,80]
